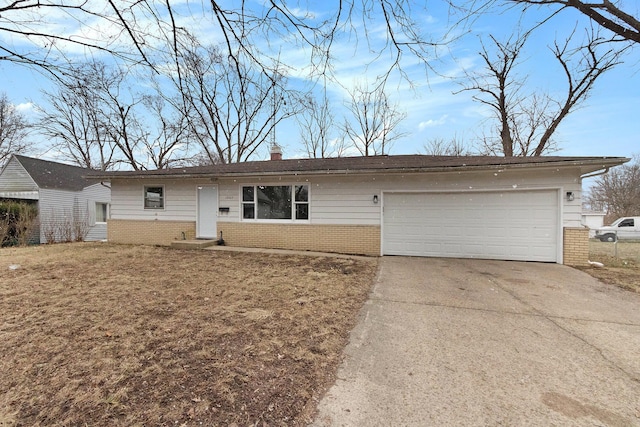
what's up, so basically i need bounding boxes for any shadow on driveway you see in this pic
[311,257,640,426]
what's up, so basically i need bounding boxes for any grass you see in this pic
[0,243,378,426]
[580,240,640,293]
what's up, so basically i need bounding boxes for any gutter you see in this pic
[84,157,630,181]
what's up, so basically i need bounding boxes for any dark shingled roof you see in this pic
[14,155,99,191]
[85,154,629,179]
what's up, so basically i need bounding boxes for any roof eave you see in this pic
[87,157,629,180]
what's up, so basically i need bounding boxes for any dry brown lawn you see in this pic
[580,240,640,293]
[0,243,378,426]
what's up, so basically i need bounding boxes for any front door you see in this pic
[197,186,218,239]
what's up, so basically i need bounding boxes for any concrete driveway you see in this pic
[311,257,640,426]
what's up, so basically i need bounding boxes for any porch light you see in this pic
[373,195,379,204]
[566,191,574,202]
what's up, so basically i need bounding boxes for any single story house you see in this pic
[88,153,628,265]
[0,155,111,243]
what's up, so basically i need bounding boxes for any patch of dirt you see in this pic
[578,241,640,293]
[0,243,378,426]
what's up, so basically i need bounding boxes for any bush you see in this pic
[41,208,89,244]
[0,200,39,247]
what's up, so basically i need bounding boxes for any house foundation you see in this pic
[217,223,380,256]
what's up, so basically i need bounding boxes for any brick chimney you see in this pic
[270,143,282,161]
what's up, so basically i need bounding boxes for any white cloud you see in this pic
[15,102,34,112]
[418,115,448,130]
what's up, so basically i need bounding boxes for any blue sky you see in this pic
[1,1,638,162]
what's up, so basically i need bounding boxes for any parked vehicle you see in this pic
[594,217,640,242]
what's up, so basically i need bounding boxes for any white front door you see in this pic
[197,186,218,239]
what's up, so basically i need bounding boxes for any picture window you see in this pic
[242,184,309,221]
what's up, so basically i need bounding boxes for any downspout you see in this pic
[580,167,610,179]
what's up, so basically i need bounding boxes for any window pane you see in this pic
[295,203,308,220]
[144,187,163,209]
[243,203,255,219]
[242,186,254,202]
[257,185,292,219]
[96,203,108,222]
[295,185,308,202]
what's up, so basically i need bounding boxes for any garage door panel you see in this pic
[383,191,558,262]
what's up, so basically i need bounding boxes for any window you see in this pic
[144,186,164,209]
[619,219,634,227]
[95,202,109,223]
[242,185,309,220]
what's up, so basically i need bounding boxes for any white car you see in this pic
[594,217,640,242]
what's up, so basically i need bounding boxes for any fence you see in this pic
[589,239,640,263]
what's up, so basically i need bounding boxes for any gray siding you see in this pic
[38,183,111,242]
[38,189,79,243]
[0,157,38,195]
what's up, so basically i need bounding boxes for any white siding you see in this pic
[110,179,209,221]
[213,167,583,228]
[80,183,111,241]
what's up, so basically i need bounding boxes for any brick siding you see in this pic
[563,227,589,266]
[108,220,380,255]
[218,223,380,256]
[108,219,196,246]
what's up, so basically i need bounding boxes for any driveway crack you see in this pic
[487,277,640,383]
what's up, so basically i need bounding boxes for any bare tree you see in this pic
[169,39,299,164]
[36,62,125,170]
[36,60,191,170]
[0,93,32,166]
[452,0,639,46]
[587,155,640,223]
[342,84,407,156]
[422,136,471,156]
[297,92,349,158]
[460,29,622,156]
[141,94,193,169]
[1,1,441,85]
[507,0,639,44]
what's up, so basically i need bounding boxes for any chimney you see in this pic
[270,143,282,161]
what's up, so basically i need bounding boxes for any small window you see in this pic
[144,186,164,209]
[95,202,109,223]
[242,186,255,219]
[294,185,309,220]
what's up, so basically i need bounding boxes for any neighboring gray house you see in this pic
[0,155,111,243]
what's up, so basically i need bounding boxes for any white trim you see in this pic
[239,183,311,223]
[196,185,218,239]
[143,184,165,210]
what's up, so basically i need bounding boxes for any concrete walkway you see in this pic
[311,257,640,426]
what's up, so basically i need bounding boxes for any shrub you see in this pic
[0,200,39,247]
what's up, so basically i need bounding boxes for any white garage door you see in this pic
[383,190,559,262]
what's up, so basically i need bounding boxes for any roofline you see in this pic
[85,157,630,180]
